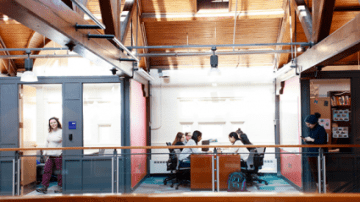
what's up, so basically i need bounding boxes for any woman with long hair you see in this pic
[227,132,249,166]
[172,132,185,151]
[179,130,202,161]
[36,117,63,194]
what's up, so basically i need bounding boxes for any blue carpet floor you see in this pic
[133,174,299,194]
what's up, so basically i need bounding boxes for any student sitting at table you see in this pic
[223,132,249,167]
[178,130,202,162]
[172,132,185,151]
[236,128,256,152]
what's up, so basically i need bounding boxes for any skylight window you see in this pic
[197,0,229,13]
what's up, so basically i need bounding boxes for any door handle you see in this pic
[69,134,73,141]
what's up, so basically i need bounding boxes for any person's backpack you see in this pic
[227,172,247,192]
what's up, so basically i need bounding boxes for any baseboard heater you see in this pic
[150,158,277,174]
[150,160,171,174]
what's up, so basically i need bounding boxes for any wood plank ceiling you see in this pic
[0,0,360,75]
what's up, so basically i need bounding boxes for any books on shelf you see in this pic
[331,95,351,106]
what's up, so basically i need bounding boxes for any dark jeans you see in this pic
[42,156,62,187]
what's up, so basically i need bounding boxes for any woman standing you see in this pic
[172,132,185,151]
[36,117,63,194]
[302,112,327,188]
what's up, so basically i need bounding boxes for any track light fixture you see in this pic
[20,50,38,82]
[290,59,300,76]
[210,46,218,68]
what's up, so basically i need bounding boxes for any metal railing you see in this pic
[1,144,360,196]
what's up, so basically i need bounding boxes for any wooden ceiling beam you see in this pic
[312,0,335,44]
[141,10,284,22]
[0,35,16,76]
[61,0,73,9]
[121,0,136,43]
[61,0,88,17]
[278,13,360,80]
[99,0,120,39]
[0,0,132,76]
[26,31,51,59]
[274,0,290,69]
[292,0,312,42]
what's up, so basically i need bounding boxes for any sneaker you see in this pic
[54,187,62,193]
[36,185,48,194]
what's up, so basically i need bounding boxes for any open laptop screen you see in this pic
[201,140,210,152]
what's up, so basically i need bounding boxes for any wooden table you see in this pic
[190,154,241,190]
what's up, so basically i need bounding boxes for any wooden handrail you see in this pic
[0,144,360,152]
[1,193,360,202]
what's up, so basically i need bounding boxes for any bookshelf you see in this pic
[328,91,351,152]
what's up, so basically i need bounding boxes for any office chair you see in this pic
[174,149,190,190]
[163,142,178,187]
[242,147,268,189]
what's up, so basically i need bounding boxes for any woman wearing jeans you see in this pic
[36,117,63,194]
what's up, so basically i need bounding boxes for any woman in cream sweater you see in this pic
[36,117,63,194]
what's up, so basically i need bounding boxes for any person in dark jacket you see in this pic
[302,112,327,186]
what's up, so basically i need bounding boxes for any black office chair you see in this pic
[242,147,268,189]
[163,142,178,187]
[174,150,190,190]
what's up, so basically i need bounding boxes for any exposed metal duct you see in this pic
[137,49,293,57]
[0,47,69,52]
[0,54,82,59]
[128,42,311,50]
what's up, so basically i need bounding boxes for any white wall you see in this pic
[83,83,121,154]
[149,68,276,166]
[310,79,350,98]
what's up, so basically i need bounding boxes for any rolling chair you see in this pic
[242,147,268,189]
[163,142,178,187]
[174,149,190,190]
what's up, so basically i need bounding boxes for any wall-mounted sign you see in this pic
[69,121,76,130]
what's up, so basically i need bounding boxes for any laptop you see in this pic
[201,140,210,152]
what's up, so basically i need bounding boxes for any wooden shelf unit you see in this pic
[328,91,351,152]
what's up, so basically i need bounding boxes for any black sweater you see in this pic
[305,124,327,156]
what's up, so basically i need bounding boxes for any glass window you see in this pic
[19,84,62,149]
[198,123,225,142]
[83,83,121,155]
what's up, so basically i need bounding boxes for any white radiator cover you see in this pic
[149,158,277,174]
[150,160,171,174]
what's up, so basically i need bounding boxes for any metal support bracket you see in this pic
[75,23,102,31]
[87,34,115,40]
